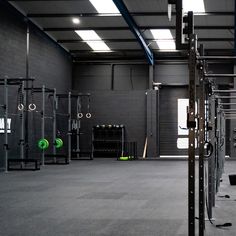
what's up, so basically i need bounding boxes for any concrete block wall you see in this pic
[0,1,72,168]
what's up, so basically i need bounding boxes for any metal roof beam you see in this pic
[44,26,235,31]
[58,38,234,43]
[111,0,153,65]
[70,49,235,54]
[27,12,234,18]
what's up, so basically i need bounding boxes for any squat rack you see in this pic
[45,89,70,165]
[54,92,92,161]
[0,77,37,172]
[168,0,233,234]
[188,51,236,235]
[24,85,55,166]
[72,93,92,160]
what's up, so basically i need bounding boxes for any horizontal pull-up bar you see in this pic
[53,93,91,98]
[224,111,236,114]
[0,78,34,81]
[213,90,236,93]
[219,103,236,105]
[198,56,236,60]
[216,96,236,99]
[221,109,236,111]
[205,74,236,78]
[0,78,35,86]
[24,87,54,93]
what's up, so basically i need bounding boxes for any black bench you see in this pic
[8,159,40,171]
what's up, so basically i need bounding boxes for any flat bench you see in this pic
[71,151,93,160]
[44,154,69,165]
[8,159,40,171]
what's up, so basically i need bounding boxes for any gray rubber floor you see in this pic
[0,159,235,236]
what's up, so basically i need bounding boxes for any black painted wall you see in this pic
[73,62,233,157]
[0,1,72,168]
[73,63,149,91]
[73,64,149,157]
[78,91,147,156]
[73,63,189,157]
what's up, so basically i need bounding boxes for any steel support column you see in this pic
[188,34,197,236]
[25,23,30,159]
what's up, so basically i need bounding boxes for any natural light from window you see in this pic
[0,118,11,133]
[178,98,189,136]
[177,99,198,149]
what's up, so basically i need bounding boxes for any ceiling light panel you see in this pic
[150,29,173,40]
[75,30,111,52]
[75,30,101,40]
[183,0,205,12]
[154,40,176,50]
[150,29,176,50]
[89,0,120,13]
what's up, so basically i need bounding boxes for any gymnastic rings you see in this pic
[77,113,83,119]
[29,103,37,111]
[86,113,92,119]
[17,104,24,111]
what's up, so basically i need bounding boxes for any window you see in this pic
[178,99,189,135]
[0,118,11,133]
[177,99,197,149]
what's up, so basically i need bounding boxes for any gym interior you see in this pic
[0,0,236,235]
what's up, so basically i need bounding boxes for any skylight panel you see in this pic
[89,0,120,13]
[75,30,111,52]
[150,29,176,50]
[183,0,205,13]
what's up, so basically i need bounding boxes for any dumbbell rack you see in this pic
[92,125,125,158]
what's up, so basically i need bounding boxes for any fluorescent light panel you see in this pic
[183,0,205,12]
[89,0,120,13]
[75,30,111,52]
[150,29,176,50]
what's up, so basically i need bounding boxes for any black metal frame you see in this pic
[188,34,197,236]
[198,44,205,236]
